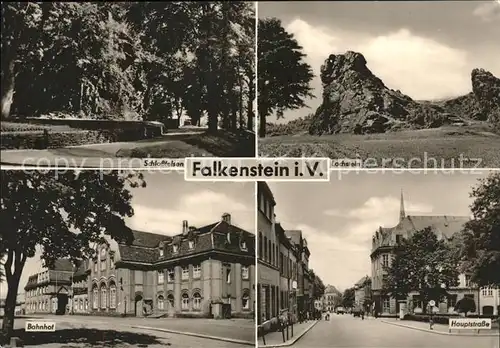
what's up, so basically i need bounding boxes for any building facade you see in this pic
[479,286,499,315]
[24,213,255,319]
[322,285,341,312]
[370,191,478,316]
[257,182,280,323]
[354,276,372,311]
[24,259,74,314]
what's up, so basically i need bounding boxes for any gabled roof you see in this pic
[355,275,370,287]
[52,259,74,272]
[129,230,171,248]
[324,284,341,295]
[285,230,302,246]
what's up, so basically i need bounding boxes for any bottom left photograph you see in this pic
[0,170,256,348]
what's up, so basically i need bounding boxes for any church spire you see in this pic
[399,189,406,222]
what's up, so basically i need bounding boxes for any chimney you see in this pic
[222,213,231,225]
[188,226,196,232]
[182,220,188,235]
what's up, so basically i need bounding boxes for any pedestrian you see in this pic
[361,309,364,320]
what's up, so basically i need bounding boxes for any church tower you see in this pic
[399,189,406,222]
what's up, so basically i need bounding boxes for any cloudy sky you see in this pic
[1,173,254,299]
[259,1,500,123]
[268,170,496,292]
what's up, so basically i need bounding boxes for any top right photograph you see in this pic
[258,1,500,168]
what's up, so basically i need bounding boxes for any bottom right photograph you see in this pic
[256,170,499,348]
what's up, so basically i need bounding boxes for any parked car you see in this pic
[352,306,363,317]
[335,307,345,314]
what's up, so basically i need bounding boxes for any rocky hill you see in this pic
[306,51,499,135]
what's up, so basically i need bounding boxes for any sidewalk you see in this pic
[382,318,500,337]
[259,320,318,347]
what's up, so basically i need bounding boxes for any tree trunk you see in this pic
[258,104,266,138]
[246,79,254,132]
[1,58,16,120]
[1,269,23,343]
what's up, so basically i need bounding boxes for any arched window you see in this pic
[93,286,99,309]
[242,293,250,310]
[109,283,117,309]
[167,294,174,309]
[181,293,189,310]
[100,285,107,308]
[85,298,88,311]
[192,292,201,310]
[79,299,83,311]
[158,295,165,310]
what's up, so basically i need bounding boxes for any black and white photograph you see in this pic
[0,171,256,347]
[258,1,500,168]
[256,171,499,348]
[1,2,256,168]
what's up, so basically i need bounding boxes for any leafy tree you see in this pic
[309,269,325,299]
[454,297,476,316]
[459,172,500,287]
[0,171,146,342]
[342,287,355,308]
[257,17,314,137]
[384,227,460,312]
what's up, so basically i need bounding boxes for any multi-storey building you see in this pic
[24,213,255,319]
[354,275,371,311]
[257,182,280,323]
[322,285,341,312]
[276,222,298,317]
[479,286,499,315]
[285,230,312,315]
[24,259,74,314]
[370,191,477,316]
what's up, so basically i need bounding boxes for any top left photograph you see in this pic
[1,2,256,168]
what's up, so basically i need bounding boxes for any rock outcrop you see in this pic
[308,51,499,135]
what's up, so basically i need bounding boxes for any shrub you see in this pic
[174,312,211,319]
[403,314,453,325]
[0,130,111,150]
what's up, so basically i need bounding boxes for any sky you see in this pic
[258,1,500,123]
[267,170,497,292]
[0,173,255,299]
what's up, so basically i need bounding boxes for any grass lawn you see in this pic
[259,126,500,168]
[116,131,255,158]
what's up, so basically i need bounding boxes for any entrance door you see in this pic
[482,306,494,315]
[135,295,143,317]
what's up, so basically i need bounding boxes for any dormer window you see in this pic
[159,249,164,257]
[173,245,178,253]
[188,240,194,249]
[227,233,231,244]
[240,240,247,251]
[100,248,106,258]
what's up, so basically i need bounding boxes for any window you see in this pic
[159,249,164,257]
[241,240,247,250]
[258,233,263,259]
[101,287,107,308]
[193,264,201,279]
[110,285,116,309]
[242,266,249,280]
[242,293,249,310]
[382,297,390,312]
[465,275,471,287]
[167,294,174,309]
[193,293,201,310]
[173,244,178,253]
[182,266,189,280]
[85,299,88,310]
[100,260,106,271]
[226,267,231,284]
[158,271,164,284]
[167,269,174,282]
[94,262,97,273]
[158,295,165,310]
[382,254,389,268]
[79,299,83,310]
[181,293,189,310]
[188,240,195,249]
[110,254,115,267]
[101,248,106,257]
[93,288,98,309]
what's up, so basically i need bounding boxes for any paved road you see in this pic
[14,316,243,348]
[23,314,254,343]
[292,314,499,348]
